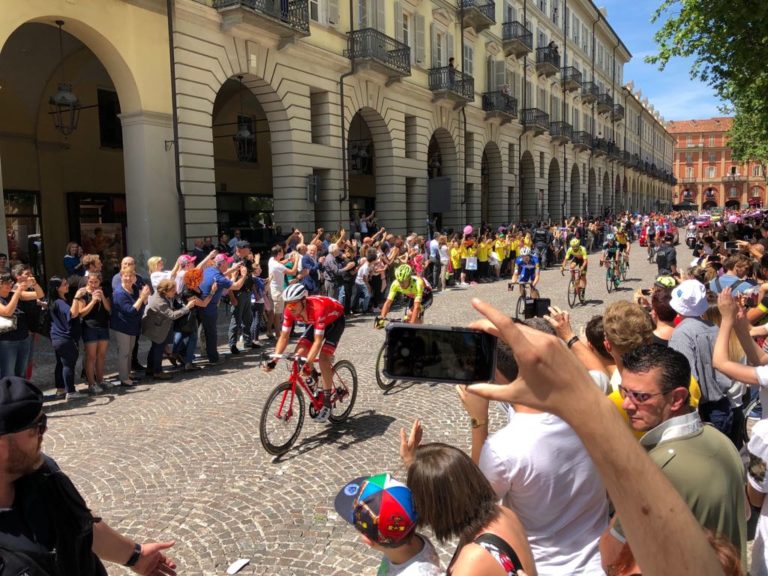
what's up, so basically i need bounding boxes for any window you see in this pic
[540,152,545,178]
[707,166,716,178]
[435,32,443,65]
[358,0,368,27]
[755,165,763,177]
[709,135,715,146]
[402,12,410,47]
[465,131,475,168]
[686,167,693,178]
[97,89,123,149]
[686,135,693,147]
[708,152,716,163]
[508,143,515,174]
[405,115,417,159]
[463,43,474,77]
[551,0,559,26]
[573,15,580,44]
[505,2,517,22]
[537,29,547,49]
[538,0,547,13]
[310,0,319,21]
[581,23,589,54]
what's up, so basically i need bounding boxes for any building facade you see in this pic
[668,117,766,210]
[0,0,675,280]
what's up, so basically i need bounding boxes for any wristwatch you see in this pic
[470,417,488,429]
[124,543,142,567]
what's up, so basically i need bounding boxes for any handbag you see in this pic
[0,315,17,334]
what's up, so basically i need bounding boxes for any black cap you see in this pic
[0,377,43,435]
[235,240,251,250]
[761,221,768,231]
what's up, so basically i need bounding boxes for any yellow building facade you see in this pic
[0,0,675,279]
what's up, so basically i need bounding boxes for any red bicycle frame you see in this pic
[272,355,327,419]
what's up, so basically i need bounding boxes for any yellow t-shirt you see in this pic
[493,239,507,260]
[449,247,462,270]
[523,236,533,248]
[459,244,477,258]
[508,239,519,255]
[477,241,491,262]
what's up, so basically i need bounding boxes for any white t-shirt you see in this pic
[439,245,449,265]
[376,535,442,576]
[753,365,768,418]
[150,270,172,290]
[479,412,609,575]
[356,260,370,285]
[749,419,768,576]
[268,258,288,299]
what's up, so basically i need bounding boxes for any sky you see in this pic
[598,0,725,122]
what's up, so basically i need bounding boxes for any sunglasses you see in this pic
[21,413,47,435]
[617,385,667,404]
[286,301,303,310]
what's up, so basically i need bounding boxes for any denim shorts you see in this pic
[82,326,110,343]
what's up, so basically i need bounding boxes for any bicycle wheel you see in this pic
[375,344,397,391]
[260,381,305,456]
[567,279,577,308]
[605,268,613,293]
[579,283,586,304]
[329,360,358,423]
[620,259,628,281]
[515,294,526,319]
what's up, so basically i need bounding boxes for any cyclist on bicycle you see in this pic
[562,238,588,294]
[532,223,551,268]
[601,234,621,288]
[511,247,541,298]
[376,264,432,326]
[263,284,345,423]
[615,224,630,263]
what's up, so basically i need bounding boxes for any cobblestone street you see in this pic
[40,245,669,575]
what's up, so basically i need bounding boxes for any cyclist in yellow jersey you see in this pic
[376,264,433,325]
[562,237,588,293]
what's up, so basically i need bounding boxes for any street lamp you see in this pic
[49,21,81,136]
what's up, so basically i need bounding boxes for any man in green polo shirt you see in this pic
[599,344,747,569]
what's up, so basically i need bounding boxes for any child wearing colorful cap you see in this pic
[334,473,441,575]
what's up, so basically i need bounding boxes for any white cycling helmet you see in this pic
[520,247,532,256]
[283,283,307,302]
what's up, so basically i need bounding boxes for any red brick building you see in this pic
[667,117,766,209]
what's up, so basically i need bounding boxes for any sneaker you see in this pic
[66,391,88,401]
[98,381,115,392]
[53,390,66,401]
[120,381,136,388]
[87,385,99,395]
[230,346,240,355]
[314,405,331,423]
[184,363,202,371]
[249,342,262,349]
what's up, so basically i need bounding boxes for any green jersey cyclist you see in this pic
[375,264,433,327]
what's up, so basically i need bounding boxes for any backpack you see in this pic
[0,546,58,576]
[29,301,51,339]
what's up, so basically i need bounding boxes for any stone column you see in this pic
[120,111,180,271]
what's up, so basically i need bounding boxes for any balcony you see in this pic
[345,28,411,81]
[572,131,592,151]
[609,147,623,163]
[214,0,310,41]
[521,108,549,136]
[597,92,613,115]
[612,103,625,122]
[680,177,698,184]
[581,81,599,104]
[482,92,518,124]
[535,46,560,78]
[428,66,474,106]
[561,66,582,92]
[722,173,747,182]
[622,150,631,165]
[630,153,641,169]
[502,21,533,58]
[592,137,611,157]
[549,121,572,145]
[460,0,496,33]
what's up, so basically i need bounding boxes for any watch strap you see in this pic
[124,543,142,567]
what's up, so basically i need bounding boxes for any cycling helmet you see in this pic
[606,233,615,241]
[395,264,412,283]
[283,283,307,302]
[519,247,532,257]
[570,238,581,248]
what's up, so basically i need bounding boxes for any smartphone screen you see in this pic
[724,241,739,252]
[383,325,497,384]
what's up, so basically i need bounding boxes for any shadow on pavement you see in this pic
[271,410,396,463]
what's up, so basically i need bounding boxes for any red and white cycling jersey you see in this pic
[282,296,344,335]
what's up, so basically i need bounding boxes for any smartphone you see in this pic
[383,324,498,384]
[724,241,739,252]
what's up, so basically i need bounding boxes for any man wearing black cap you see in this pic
[655,234,677,276]
[0,377,176,575]
[228,241,257,353]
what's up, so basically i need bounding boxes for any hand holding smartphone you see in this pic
[383,324,497,384]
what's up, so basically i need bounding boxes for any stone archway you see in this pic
[570,163,581,218]
[519,151,536,223]
[588,168,597,216]
[547,158,561,222]
[480,142,503,227]
[428,128,459,231]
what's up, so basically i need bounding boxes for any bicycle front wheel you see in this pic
[329,360,358,423]
[375,344,397,391]
[515,294,526,319]
[567,279,577,308]
[605,269,613,293]
[260,381,305,456]
[620,260,628,281]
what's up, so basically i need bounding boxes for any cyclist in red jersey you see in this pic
[263,284,345,422]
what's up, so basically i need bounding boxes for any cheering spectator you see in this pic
[0,271,44,378]
[78,273,112,394]
[63,242,84,279]
[111,271,150,387]
[48,277,85,400]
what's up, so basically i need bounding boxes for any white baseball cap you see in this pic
[670,279,708,318]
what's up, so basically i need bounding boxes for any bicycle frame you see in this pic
[272,356,325,417]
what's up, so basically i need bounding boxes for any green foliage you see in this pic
[649,0,768,167]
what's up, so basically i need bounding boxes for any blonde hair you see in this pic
[603,301,654,355]
[147,256,163,273]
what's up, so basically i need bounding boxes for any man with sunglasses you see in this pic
[599,345,746,571]
[0,377,177,575]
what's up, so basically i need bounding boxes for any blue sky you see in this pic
[599,0,725,121]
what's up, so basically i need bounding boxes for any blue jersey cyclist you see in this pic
[511,247,541,298]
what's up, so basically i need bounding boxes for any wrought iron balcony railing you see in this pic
[572,131,592,149]
[345,28,411,76]
[461,0,496,23]
[482,92,518,118]
[597,92,614,113]
[428,66,474,101]
[536,46,560,70]
[522,108,549,133]
[561,66,582,91]
[213,0,310,34]
[581,81,599,103]
[549,121,573,142]
[501,21,533,56]
[612,103,625,122]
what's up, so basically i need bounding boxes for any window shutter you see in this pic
[430,23,438,66]
[495,60,505,91]
[375,0,385,31]
[327,0,339,25]
[447,32,454,63]
[415,14,425,64]
[394,3,403,43]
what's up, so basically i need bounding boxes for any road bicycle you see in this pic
[259,353,358,456]
[604,259,620,293]
[374,317,405,391]
[508,281,535,319]
[647,242,657,263]
[619,251,628,282]
[562,266,586,308]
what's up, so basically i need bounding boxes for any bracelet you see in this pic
[566,336,580,349]
[124,543,142,567]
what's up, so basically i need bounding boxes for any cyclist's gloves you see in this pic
[374,317,385,330]
[266,360,277,370]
